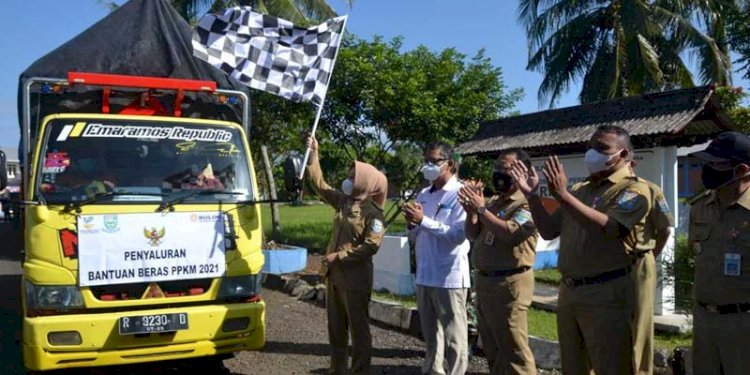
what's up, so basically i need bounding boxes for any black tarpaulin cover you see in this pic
[18,0,247,140]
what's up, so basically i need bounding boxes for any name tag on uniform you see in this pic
[725,253,742,276]
[484,232,495,246]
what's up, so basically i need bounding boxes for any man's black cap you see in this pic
[691,131,750,163]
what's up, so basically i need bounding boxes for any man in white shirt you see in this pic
[403,142,471,375]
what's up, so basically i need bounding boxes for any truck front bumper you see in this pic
[23,301,265,371]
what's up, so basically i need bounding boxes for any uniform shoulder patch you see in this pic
[657,195,670,213]
[617,190,641,211]
[512,209,532,225]
[371,219,384,234]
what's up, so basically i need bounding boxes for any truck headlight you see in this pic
[218,275,261,299]
[25,282,84,309]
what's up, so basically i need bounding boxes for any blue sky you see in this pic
[2,0,748,148]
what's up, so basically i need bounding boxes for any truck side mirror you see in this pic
[0,150,7,191]
[282,155,303,195]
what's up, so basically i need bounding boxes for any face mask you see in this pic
[422,163,443,182]
[701,164,739,190]
[341,178,354,196]
[493,171,513,193]
[585,148,621,175]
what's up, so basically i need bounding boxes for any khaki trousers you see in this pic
[557,272,635,375]
[633,253,655,375]
[476,270,537,375]
[416,285,469,375]
[327,276,372,375]
[693,304,750,375]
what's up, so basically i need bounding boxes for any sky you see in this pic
[2,0,749,149]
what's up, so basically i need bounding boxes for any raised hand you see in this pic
[509,160,540,196]
[542,156,569,199]
[459,184,484,213]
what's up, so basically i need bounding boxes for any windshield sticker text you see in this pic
[57,123,233,142]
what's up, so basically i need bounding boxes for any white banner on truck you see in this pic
[78,212,226,287]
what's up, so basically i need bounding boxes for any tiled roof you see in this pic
[458,86,732,156]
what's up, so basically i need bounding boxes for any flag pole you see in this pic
[298,15,349,180]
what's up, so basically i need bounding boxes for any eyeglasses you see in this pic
[423,158,447,165]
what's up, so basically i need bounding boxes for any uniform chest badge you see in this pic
[729,228,740,241]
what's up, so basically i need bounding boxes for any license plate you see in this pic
[118,313,188,335]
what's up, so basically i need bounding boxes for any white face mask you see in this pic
[341,178,354,196]
[421,162,443,182]
[585,148,622,175]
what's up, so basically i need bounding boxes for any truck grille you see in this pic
[90,279,213,301]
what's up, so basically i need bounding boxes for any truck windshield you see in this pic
[36,118,254,204]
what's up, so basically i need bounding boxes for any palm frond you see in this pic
[171,0,215,20]
[528,9,606,107]
[296,0,340,22]
[260,0,309,24]
[654,6,731,84]
[580,37,619,103]
[526,0,602,54]
[636,34,665,88]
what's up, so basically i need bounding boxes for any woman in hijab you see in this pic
[306,136,388,375]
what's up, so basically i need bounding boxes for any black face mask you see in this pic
[493,171,513,193]
[701,164,736,190]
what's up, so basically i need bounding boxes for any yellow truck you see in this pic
[20,73,265,371]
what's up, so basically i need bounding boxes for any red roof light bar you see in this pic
[67,72,217,92]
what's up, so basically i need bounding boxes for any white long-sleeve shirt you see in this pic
[409,176,471,289]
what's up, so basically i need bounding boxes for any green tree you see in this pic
[319,35,523,224]
[518,0,735,107]
[715,86,750,131]
[727,0,750,80]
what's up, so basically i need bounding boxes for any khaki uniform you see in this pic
[472,189,538,375]
[631,179,674,375]
[307,159,386,375]
[554,167,652,375]
[689,188,750,375]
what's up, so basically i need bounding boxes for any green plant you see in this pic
[664,234,695,313]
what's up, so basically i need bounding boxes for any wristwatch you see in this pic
[477,206,487,215]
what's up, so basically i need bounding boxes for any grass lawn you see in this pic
[527,308,692,350]
[372,290,417,309]
[534,268,562,286]
[260,201,407,253]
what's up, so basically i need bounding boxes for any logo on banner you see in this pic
[82,216,95,230]
[190,213,222,223]
[103,215,120,233]
[144,227,166,246]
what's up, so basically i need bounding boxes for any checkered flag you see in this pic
[193,7,346,106]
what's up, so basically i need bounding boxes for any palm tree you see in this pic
[172,0,351,24]
[518,0,735,107]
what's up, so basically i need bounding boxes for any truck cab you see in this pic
[20,73,265,371]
